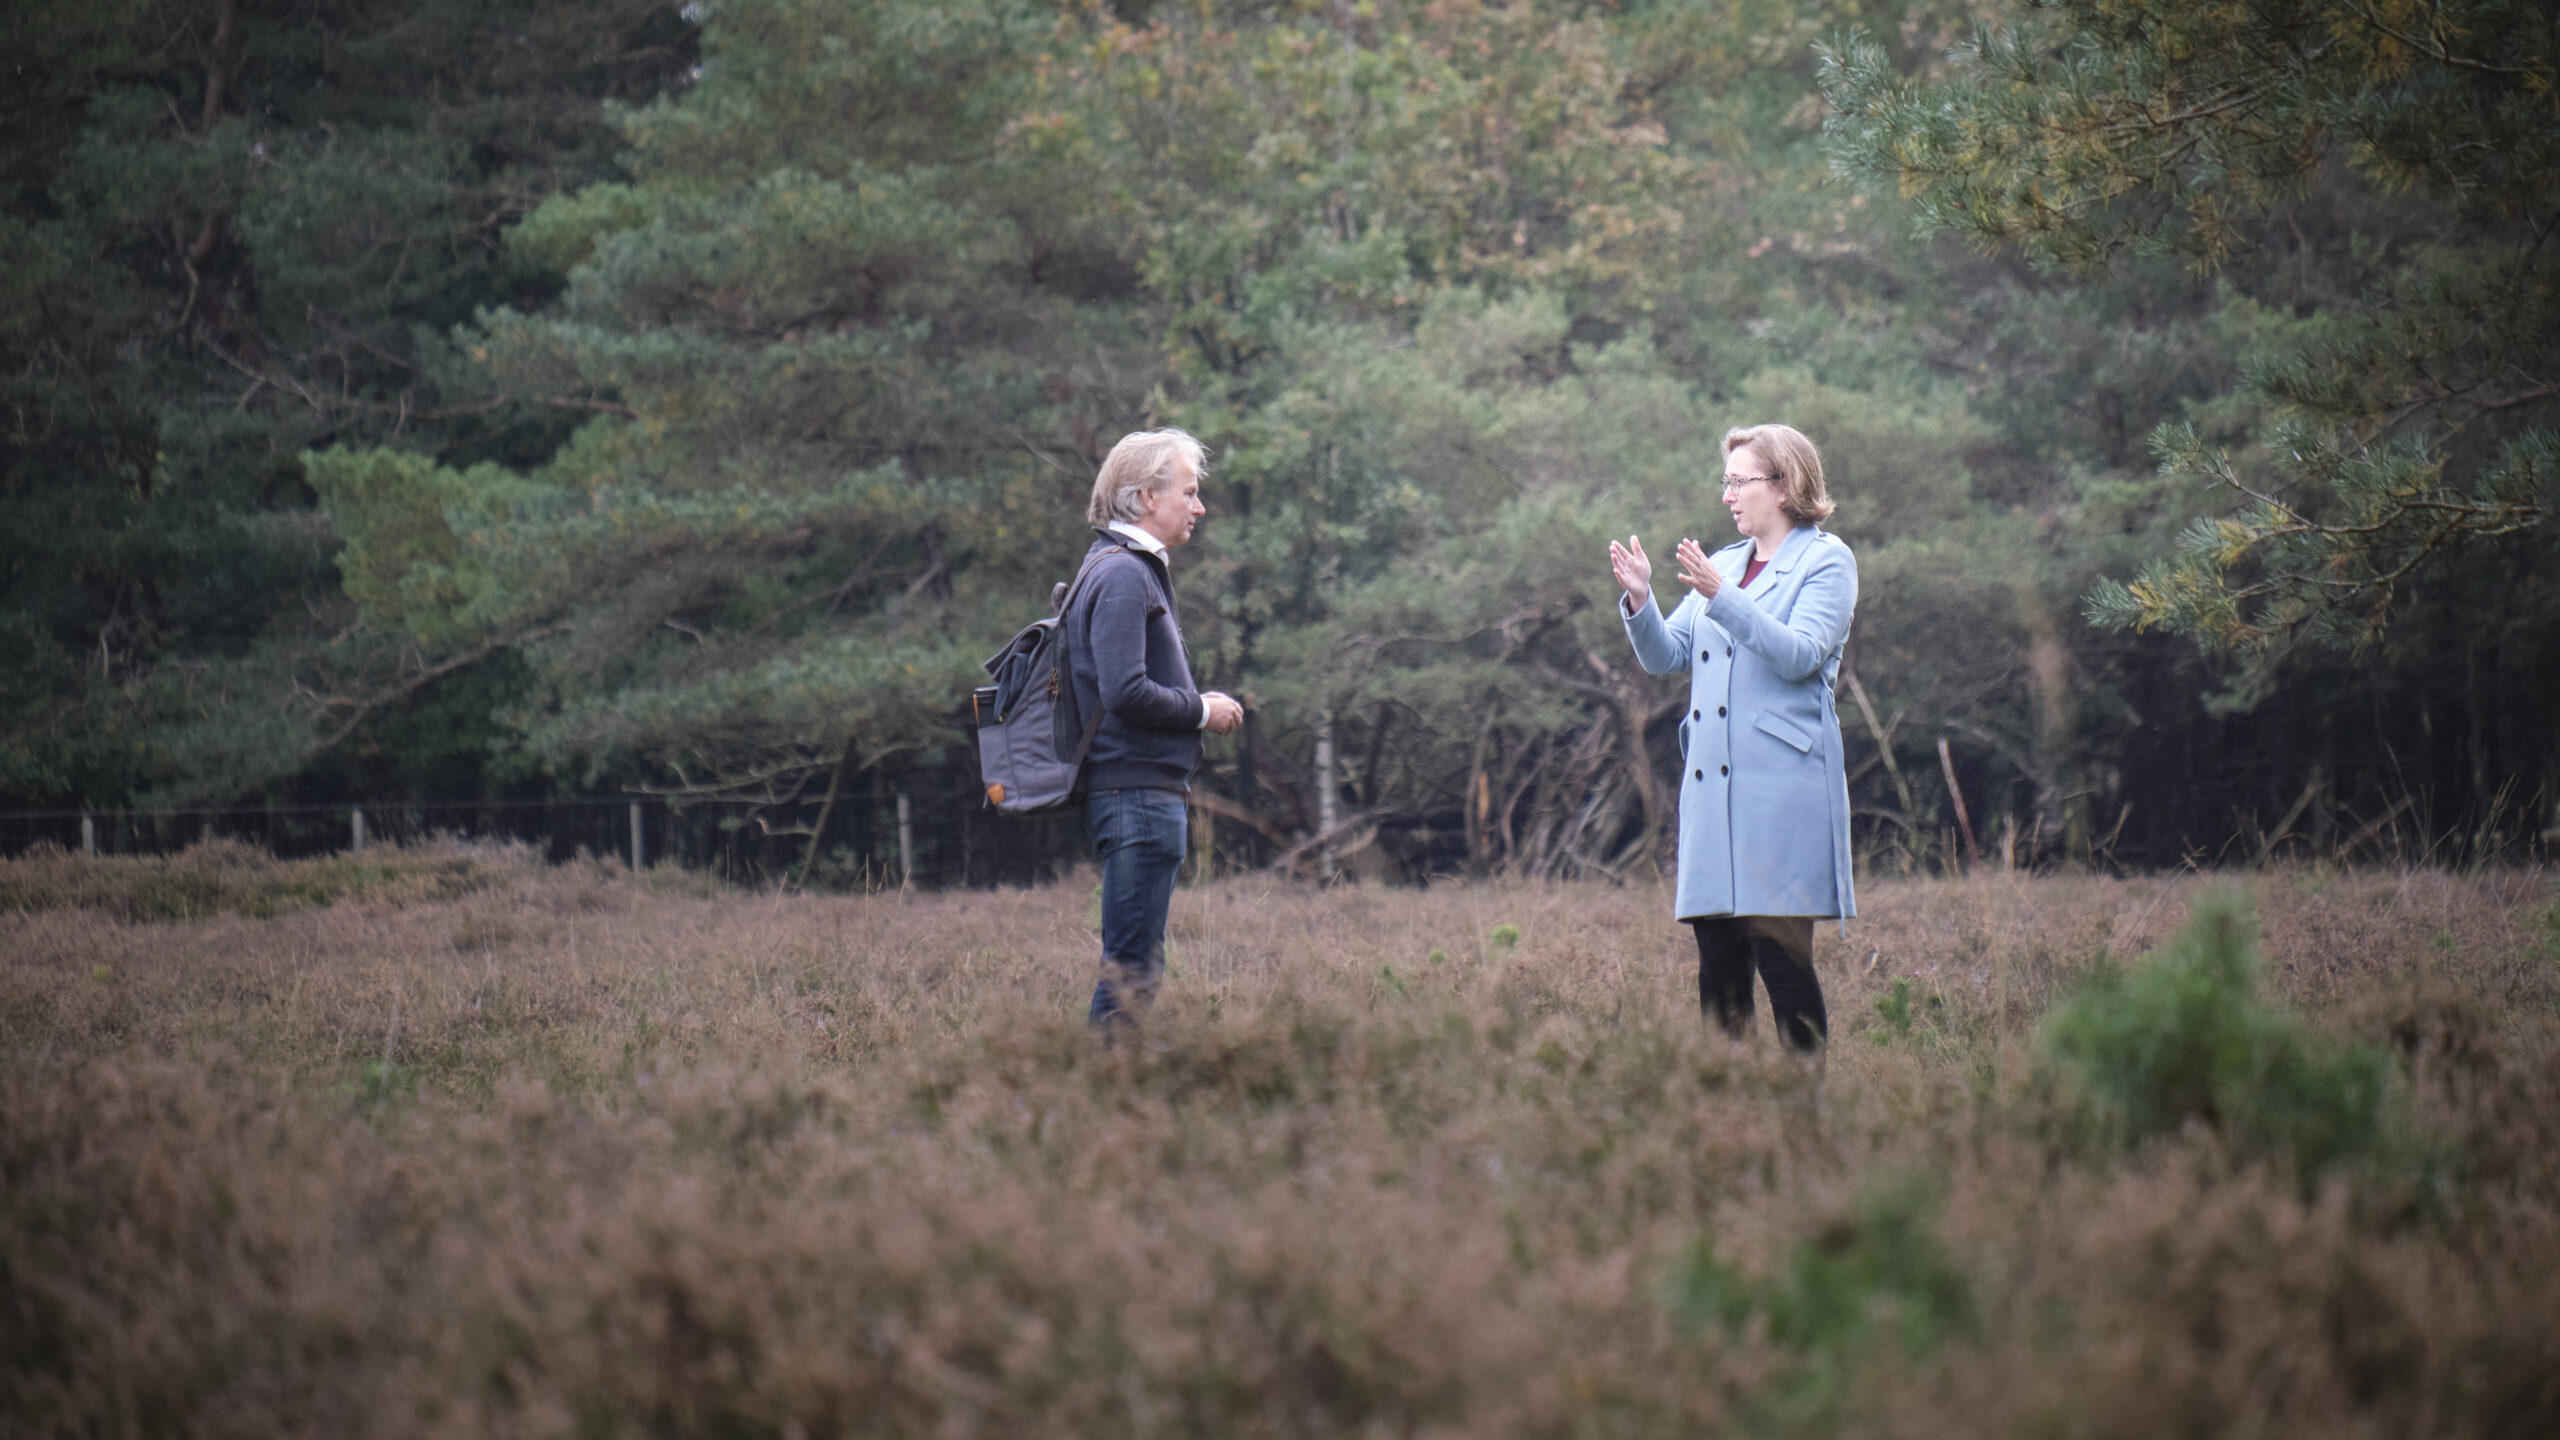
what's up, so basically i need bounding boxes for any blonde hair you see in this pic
[1087,428,1208,527]
[1722,423,1834,525]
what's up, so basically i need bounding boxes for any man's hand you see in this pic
[1608,535,1652,612]
[1675,537,1721,600]
[1201,691,1245,736]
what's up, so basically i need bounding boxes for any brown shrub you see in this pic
[1,859,2554,1436]
[0,836,520,922]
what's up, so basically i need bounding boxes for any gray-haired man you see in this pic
[1066,428,1243,1026]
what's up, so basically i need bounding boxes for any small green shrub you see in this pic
[1489,923,1520,951]
[1873,977,1916,1036]
[1870,976,1948,1042]
[1664,1176,1973,1423]
[2038,887,2396,1179]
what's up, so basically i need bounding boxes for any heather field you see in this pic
[4,843,2559,1438]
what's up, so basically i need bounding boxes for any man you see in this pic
[1066,428,1244,1028]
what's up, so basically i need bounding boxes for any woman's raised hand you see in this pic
[1675,537,1721,600]
[1608,535,1653,612]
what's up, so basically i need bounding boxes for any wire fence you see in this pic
[0,748,1094,891]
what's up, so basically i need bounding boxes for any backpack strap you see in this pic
[1053,541,1127,618]
[1068,687,1109,767]
[1058,542,1128,772]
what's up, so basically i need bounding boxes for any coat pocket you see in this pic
[1752,711,1815,754]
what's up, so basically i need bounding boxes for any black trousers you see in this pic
[1691,916,1827,1052]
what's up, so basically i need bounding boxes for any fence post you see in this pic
[1315,709,1338,881]
[1191,802,1213,886]
[629,801,645,872]
[81,813,96,856]
[896,790,913,889]
[351,806,367,852]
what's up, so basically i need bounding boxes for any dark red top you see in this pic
[1740,553,1770,588]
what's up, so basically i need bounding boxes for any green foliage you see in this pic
[0,0,696,805]
[1822,1,2559,654]
[291,0,1915,846]
[2038,888,2396,1178]
[291,0,1107,801]
[348,1059,420,1108]
[1873,976,1917,1036]
[2082,420,2554,654]
[1870,975,1952,1043]
[1664,1176,1974,1424]
[7,0,2551,875]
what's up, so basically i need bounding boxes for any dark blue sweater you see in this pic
[1065,532,1204,794]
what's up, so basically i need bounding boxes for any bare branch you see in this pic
[2351,0,2536,78]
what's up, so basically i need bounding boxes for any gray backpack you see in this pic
[971,543,1124,814]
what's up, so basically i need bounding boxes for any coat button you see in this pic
[1693,769,1703,780]
[1717,706,1726,717]
[1726,645,1734,656]
[1720,765,1729,776]
[1700,648,1710,660]
[1691,709,1700,720]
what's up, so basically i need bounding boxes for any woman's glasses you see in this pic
[1720,474,1777,494]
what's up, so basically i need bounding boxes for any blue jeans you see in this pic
[1086,787,1188,1027]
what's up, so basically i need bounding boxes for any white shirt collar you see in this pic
[1106,521,1168,558]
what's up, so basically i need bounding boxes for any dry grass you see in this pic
[3,845,2557,1437]
[0,837,509,922]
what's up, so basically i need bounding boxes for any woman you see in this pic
[1607,423,1856,1052]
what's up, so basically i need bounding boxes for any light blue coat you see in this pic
[1622,524,1857,922]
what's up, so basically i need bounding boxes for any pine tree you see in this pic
[311,0,1128,811]
[0,0,696,805]
[1821,0,2557,654]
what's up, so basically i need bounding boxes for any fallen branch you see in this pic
[1937,737,1980,869]
[1187,789,1296,844]
[1271,810,1390,876]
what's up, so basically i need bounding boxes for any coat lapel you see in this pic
[1729,525,1819,616]
[1715,539,1751,585]
[1768,523,1818,575]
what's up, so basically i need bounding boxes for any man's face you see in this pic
[1137,459,1205,548]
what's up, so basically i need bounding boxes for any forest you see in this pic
[5,0,2554,884]
[8,8,2560,1430]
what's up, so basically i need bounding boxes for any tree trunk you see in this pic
[2018,579,2077,863]
[796,744,857,890]
[1358,700,1392,805]
[1464,714,1495,876]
